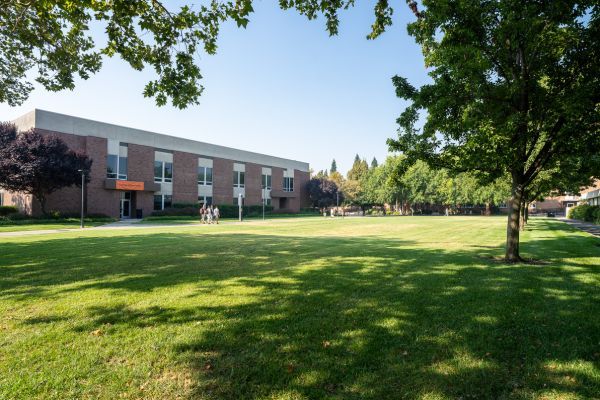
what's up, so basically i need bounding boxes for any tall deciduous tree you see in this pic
[0,123,92,215]
[388,1,600,261]
[306,177,342,209]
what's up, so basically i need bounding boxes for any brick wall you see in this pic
[3,127,309,217]
[296,170,310,209]
[173,151,198,204]
[128,144,155,217]
[213,157,233,205]
[271,167,284,210]
[245,162,262,206]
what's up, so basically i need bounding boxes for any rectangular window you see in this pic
[233,197,238,205]
[106,154,118,179]
[164,163,173,183]
[198,167,213,185]
[265,198,271,206]
[107,144,128,180]
[154,161,163,182]
[233,171,245,188]
[154,161,173,183]
[153,195,162,211]
[163,195,172,209]
[205,167,213,185]
[262,174,272,189]
[118,156,127,180]
[198,196,213,206]
[283,177,294,192]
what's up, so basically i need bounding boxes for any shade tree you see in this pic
[387,1,600,261]
[0,123,92,215]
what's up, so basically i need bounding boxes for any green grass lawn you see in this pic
[0,218,112,232]
[0,216,598,399]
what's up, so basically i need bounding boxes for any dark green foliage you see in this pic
[152,204,273,218]
[568,204,600,224]
[0,0,395,108]
[0,206,18,216]
[387,1,600,261]
[330,159,337,173]
[307,177,342,208]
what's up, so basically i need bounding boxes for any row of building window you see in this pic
[109,155,293,190]
[153,195,273,211]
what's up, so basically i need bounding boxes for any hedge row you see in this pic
[151,203,274,218]
[0,206,18,216]
[568,204,600,224]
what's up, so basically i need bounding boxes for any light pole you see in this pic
[78,169,85,228]
[238,193,243,222]
[262,185,265,221]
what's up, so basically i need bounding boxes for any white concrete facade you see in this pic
[12,109,310,172]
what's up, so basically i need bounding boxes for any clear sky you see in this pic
[0,1,429,175]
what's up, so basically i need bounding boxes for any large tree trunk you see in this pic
[505,183,523,262]
[485,202,491,216]
[519,202,525,231]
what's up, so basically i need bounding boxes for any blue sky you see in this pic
[0,1,429,175]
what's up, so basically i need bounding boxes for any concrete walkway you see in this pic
[559,218,600,237]
[0,219,235,238]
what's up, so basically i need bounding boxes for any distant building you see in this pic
[528,180,600,215]
[529,194,579,215]
[1,109,310,218]
[579,180,600,206]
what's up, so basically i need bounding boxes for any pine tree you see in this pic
[330,159,337,173]
[371,157,378,168]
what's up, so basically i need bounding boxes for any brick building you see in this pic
[1,109,310,218]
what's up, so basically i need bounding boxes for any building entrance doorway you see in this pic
[120,191,132,219]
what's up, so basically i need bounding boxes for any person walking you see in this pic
[207,205,213,224]
[200,204,206,224]
[213,205,220,224]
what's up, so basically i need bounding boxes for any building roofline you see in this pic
[12,109,310,172]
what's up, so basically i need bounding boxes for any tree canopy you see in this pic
[0,123,91,215]
[387,1,600,261]
[0,0,397,108]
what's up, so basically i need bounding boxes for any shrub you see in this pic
[151,204,274,218]
[568,204,600,224]
[0,205,18,216]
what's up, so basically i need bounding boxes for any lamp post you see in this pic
[238,193,243,222]
[78,169,85,228]
[262,186,265,221]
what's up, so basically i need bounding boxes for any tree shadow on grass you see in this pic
[1,223,599,399]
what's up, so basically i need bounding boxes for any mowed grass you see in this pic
[0,218,111,232]
[0,216,598,400]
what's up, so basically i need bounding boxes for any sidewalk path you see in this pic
[0,219,245,238]
[559,218,600,237]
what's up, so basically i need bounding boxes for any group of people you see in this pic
[200,204,220,224]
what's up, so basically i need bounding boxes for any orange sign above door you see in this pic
[115,181,145,191]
